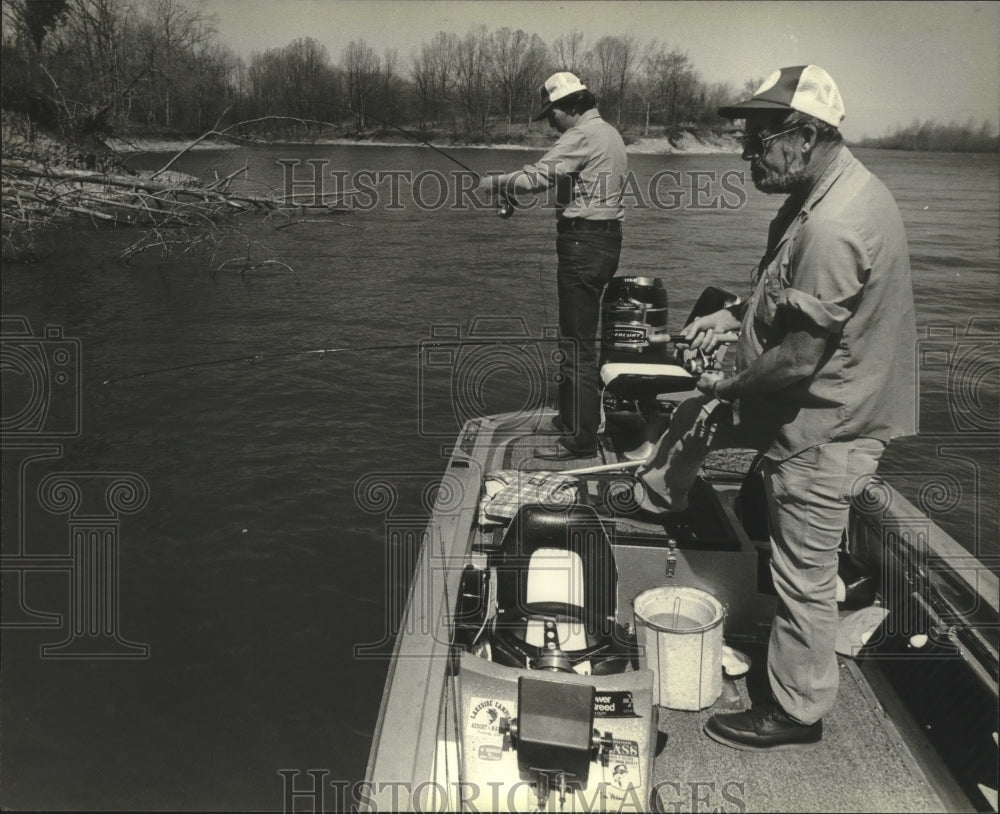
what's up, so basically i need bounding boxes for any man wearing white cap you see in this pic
[479,72,627,460]
[632,65,917,749]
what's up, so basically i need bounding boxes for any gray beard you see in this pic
[751,161,809,194]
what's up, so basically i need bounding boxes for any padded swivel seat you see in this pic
[600,359,696,459]
[489,504,631,675]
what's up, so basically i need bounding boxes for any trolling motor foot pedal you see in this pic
[512,676,595,783]
[500,676,620,809]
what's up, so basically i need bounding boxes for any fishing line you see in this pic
[102,328,714,386]
[305,101,515,217]
[537,262,550,325]
[102,337,575,385]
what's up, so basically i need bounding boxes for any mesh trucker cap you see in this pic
[718,65,845,128]
[532,72,588,121]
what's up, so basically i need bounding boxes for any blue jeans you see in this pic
[638,397,886,723]
[555,230,622,450]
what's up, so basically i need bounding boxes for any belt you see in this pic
[557,219,622,234]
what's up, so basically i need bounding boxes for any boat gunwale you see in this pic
[363,414,519,797]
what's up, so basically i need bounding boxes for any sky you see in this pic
[202,0,1000,141]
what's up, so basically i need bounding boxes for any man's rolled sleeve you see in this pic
[779,218,870,332]
[521,129,589,190]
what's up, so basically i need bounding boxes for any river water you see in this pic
[1,143,997,810]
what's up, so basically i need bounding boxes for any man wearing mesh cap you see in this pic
[632,65,917,750]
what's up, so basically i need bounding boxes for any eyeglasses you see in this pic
[738,125,801,155]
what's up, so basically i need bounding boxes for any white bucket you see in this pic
[633,586,725,710]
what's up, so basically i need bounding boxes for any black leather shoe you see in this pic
[546,415,570,434]
[533,443,597,461]
[705,705,822,751]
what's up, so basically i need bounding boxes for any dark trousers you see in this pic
[555,229,622,450]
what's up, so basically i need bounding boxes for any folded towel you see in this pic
[478,470,580,525]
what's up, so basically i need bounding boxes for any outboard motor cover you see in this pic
[601,276,670,362]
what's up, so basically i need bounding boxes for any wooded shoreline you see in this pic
[105,130,742,156]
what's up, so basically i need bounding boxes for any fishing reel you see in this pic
[497,195,517,219]
[672,337,725,375]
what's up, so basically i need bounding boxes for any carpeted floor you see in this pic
[651,654,944,813]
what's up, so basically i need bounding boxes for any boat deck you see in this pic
[366,409,989,812]
[490,421,957,812]
[652,646,945,812]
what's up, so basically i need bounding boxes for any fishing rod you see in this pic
[102,337,567,385]
[102,328,734,386]
[313,101,516,218]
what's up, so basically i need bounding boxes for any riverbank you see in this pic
[107,130,740,156]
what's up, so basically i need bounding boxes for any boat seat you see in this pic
[601,361,698,459]
[489,504,631,675]
[600,285,740,460]
[522,548,589,651]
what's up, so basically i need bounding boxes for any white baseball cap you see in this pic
[718,65,846,128]
[532,72,588,121]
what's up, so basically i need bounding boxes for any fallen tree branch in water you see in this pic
[3,158,280,222]
[2,114,362,264]
[216,257,295,274]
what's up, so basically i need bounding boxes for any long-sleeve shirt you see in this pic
[734,146,917,459]
[519,109,627,222]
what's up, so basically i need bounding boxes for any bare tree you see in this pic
[490,27,534,134]
[2,0,239,140]
[641,47,697,135]
[45,0,137,126]
[246,47,282,116]
[550,29,585,73]
[587,34,640,125]
[409,31,456,130]
[693,80,736,129]
[452,25,491,137]
[285,37,336,120]
[343,39,379,130]
[1,0,70,132]
[242,38,340,127]
[137,0,216,128]
[587,35,616,106]
[379,47,400,118]
[635,40,664,136]
[520,33,547,126]
[1,0,150,161]
[606,34,638,128]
